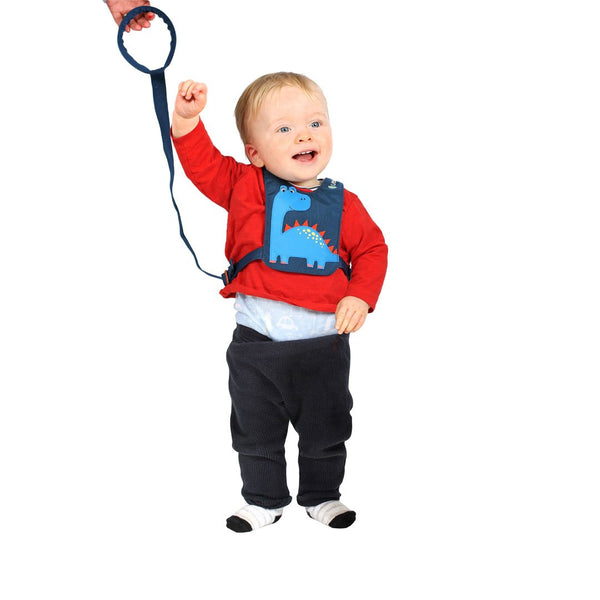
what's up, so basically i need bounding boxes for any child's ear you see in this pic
[245,144,265,167]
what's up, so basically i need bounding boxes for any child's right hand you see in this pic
[174,80,207,120]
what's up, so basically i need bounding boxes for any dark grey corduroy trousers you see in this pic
[226,325,353,509]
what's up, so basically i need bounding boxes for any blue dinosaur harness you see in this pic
[223,170,351,284]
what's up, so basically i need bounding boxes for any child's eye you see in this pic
[278,126,291,133]
[309,121,321,128]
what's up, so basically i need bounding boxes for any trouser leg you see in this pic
[226,326,292,509]
[286,334,354,507]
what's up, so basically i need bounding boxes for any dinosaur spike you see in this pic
[294,220,300,227]
[302,220,309,226]
[319,231,326,237]
[328,245,335,252]
[284,224,291,231]
[333,248,338,255]
[324,239,331,245]
[312,224,318,230]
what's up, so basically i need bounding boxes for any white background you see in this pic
[1,1,599,598]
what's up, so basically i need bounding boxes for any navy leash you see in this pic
[117,6,222,281]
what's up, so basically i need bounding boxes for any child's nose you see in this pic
[296,128,312,143]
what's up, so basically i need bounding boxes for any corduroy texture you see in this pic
[226,325,353,508]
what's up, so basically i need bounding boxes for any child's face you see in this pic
[245,85,333,189]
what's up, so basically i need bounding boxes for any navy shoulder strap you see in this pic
[117,7,221,281]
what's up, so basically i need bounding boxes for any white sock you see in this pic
[305,500,356,528]
[226,505,283,532]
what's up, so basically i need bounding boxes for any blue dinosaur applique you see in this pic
[268,185,340,270]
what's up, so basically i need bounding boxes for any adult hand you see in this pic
[335,296,370,334]
[106,0,155,32]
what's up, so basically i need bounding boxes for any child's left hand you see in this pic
[335,296,370,334]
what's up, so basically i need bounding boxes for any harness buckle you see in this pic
[222,259,235,286]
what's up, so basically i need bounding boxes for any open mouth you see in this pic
[292,150,317,163]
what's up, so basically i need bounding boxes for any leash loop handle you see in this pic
[117,6,176,74]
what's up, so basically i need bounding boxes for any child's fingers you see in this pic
[346,312,365,334]
[177,80,188,96]
[174,81,207,120]
[352,313,366,332]
[335,298,368,334]
[178,80,194,98]
[178,81,206,102]
[336,307,355,334]
[340,311,364,334]
[335,306,348,333]
[191,82,207,100]
[184,82,196,100]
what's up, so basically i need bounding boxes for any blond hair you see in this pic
[234,72,324,144]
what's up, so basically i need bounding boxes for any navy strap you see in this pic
[117,7,221,280]
[223,247,351,285]
[222,248,264,285]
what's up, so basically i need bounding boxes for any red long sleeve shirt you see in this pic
[173,120,388,313]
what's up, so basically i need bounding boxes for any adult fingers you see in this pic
[133,11,154,29]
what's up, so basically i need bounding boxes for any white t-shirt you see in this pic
[234,293,337,341]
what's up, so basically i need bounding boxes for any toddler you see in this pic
[171,72,387,531]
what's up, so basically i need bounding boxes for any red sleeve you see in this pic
[340,191,388,312]
[171,119,250,211]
